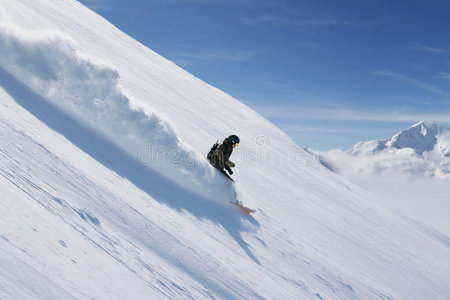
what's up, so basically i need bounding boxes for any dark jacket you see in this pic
[211,140,233,173]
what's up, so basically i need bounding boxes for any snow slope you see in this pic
[0,1,449,299]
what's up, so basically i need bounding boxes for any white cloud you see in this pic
[241,14,350,27]
[147,0,259,7]
[411,43,450,55]
[437,72,450,79]
[318,149,450,236]
[373,71,450,97]
[253,105,450,123]
[280,124,386,135]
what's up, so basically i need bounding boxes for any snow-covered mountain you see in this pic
[317,121,450,236]
[345,121,450,178]
[0,1,449,299]
[320,121,450,179]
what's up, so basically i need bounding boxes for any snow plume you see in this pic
[0,24,232,199]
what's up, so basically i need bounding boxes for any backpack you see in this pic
[207,141,219,162]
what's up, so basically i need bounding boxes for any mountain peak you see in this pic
[386,121,440,153]
[410,120,440,134]
[349,121,449,156]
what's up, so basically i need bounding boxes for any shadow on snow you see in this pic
[0,67,260,265]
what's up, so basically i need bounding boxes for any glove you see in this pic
[226,161,235,168]
[228,170,233,175]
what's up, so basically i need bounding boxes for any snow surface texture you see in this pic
[0,1,449,299]
[318,121,450,236]
[0,24,233,201]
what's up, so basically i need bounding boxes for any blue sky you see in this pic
[78,0,450,150]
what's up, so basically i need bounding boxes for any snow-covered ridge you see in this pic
[341,121,450,178]
[350,121,448,156]
[317,122,450,235]
[322,121,450,178]
[386,121,439,153]
[0,23,233,200]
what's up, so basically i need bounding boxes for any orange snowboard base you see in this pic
[232,202,256,214]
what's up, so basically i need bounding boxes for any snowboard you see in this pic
[217,169,255,214]
[231,201,256,214]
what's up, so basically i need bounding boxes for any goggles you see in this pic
[232,142,239,147]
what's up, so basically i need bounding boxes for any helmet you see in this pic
[227,135,240,145]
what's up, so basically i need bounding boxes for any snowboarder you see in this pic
[207,135,254,214]
[207,135,240,180]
